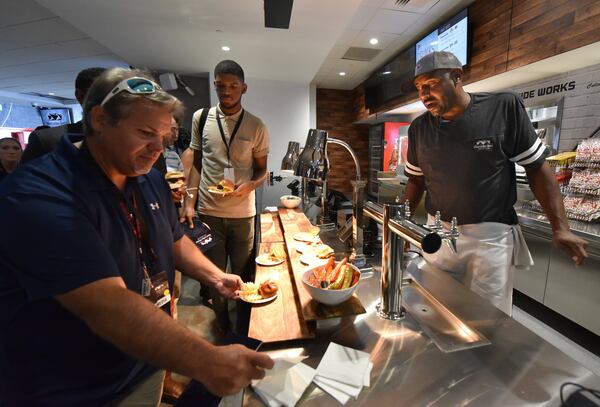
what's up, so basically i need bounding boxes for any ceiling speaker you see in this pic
[264,0,294,29]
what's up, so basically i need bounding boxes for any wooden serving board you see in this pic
[248,241,315,343]
[259,212,284,243]
[277,208,366,321]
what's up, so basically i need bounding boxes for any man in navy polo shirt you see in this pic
[403,51,588,315]
[0,68,273,406]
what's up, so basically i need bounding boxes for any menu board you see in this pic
[416,8,468,65]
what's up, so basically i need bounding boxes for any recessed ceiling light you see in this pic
[221,46,230,51]
[382,71,391,75]
[339,72,346,76]
[48,92,55,95]
[369,38,379,45]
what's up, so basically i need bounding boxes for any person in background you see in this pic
[164,117,187,204]
[21,67,107,163]
[165,117,185,173]
[0,68,273,406]
[181,60,269,333]
[403,51,587,315]
[0,138,23,182]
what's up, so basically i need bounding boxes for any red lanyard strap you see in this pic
[117,184,156,279]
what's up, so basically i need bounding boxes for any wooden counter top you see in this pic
[277,208,366,321]
[248,236,315,343]
[259,212,284,243]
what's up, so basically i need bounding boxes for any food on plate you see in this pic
[306,257,359,291]
[240,282,262,302]
[269,246,286,261]
[308,226,320,236]
[241,280,279,302]
[165,171,185,190]
[258,279,279,298]
[315,244,334,259]
[293,232,320,242]
[208,179,235,194]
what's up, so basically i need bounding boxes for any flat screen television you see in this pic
[364,45,416,110]
[416,8,469,65]
[38,107,71,127]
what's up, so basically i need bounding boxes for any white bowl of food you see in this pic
[280,195,301,209]
[302,259,360,306]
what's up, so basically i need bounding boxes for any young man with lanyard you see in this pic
[181,60,269,333]
[0,68,273,406]
[403,51,588,315]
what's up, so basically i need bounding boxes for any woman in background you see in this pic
[0,138,23,183]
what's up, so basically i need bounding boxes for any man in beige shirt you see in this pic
[181,60,269,333]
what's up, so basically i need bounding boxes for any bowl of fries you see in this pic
[301,257,360,306]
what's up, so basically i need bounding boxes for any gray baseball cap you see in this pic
[414,51,462,78]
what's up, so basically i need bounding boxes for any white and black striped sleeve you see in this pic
[505,93,548,169]
[405,161,423,177]
[509,136,546,166]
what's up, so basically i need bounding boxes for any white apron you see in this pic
[422,215,533,315]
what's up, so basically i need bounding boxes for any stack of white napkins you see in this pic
[313,342,373,404]
[252,356,316,407]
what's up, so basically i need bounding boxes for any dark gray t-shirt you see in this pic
[405,92,547,225]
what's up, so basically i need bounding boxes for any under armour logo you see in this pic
[149,202,160,210]
[473,139,494,151]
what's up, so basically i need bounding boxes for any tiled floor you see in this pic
[513,306,600,377]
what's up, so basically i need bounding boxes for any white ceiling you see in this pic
[0,0,474,100]
[0,0,129,101]
[1,0,600,106]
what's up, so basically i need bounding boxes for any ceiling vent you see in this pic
[385,0,438,13]
[342,47,381,62]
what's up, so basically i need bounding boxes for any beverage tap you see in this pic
[431,211,459,254]
[363,202,461,321]
[446,217,459,254]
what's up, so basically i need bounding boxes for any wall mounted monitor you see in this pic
[38,107,72,127]
[416,8,469,65]
[364,45,416,110]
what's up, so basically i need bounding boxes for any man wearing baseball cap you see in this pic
[402,51,587,315]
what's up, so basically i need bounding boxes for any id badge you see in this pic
[147,271,171,309]
[223,167,234,183]
[141,276,152,297]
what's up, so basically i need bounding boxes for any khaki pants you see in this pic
[200,214,255,333]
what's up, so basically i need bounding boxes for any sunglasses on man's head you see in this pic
[100,77,160,107]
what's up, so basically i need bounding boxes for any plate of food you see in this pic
[208,180,235,195]
[299,253,329,267]
[165,170,185,190]
[295,241,319,254]
[293,226,320,242]
[314,244,334,259]
[255,246,286,266]
[240,280,279,304]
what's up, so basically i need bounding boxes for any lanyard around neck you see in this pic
[117,186,156,283]
[216,109,245,165]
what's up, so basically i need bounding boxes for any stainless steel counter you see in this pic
[245,241,600,406]
[517,207,600,257]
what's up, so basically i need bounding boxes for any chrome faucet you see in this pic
[430,211,459,254]
[363,202,460,320]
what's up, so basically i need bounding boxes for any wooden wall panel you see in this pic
[348,0,600,118]
[507,0,600,70]
[316,0,600,199]
[316,89,369,196]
